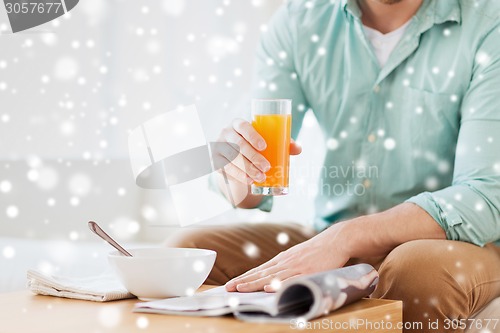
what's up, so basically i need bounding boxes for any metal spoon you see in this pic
[88,221,133,257]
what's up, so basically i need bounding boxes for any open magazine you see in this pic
[134,264,379,323]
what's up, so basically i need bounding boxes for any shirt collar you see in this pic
[342,0,462,25]
[432,0,461,25]
[342,0,361,18]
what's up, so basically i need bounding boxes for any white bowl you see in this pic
[108,248,216,300]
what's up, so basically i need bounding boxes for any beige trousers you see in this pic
[166,223,500,333]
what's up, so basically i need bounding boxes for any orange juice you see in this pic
[252,114,291,190]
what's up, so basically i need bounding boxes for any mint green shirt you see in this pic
[253,0,500,246]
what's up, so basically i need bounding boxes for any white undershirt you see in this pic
[362,20,411,67]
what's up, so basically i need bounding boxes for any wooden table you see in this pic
[0,287,402,333]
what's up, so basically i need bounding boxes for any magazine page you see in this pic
[236,264,378,323]
[134,264,378,321]
[134,286,277,316]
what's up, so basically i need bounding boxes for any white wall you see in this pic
[0,0,324,244]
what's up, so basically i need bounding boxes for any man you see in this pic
[168,0,500,331]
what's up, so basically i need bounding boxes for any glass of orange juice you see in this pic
[251,99,292,196]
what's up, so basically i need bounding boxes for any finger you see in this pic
[235,269,284,293]
[211,141,240,170]
[219,167,247,184]
[226,255,280,286]
[225,130,270,173]
[225,251,285,291]
[236,269,296,293]
[232,119,266,151]
[214,141,263,183]
[218,157,253,185]
[235,257,278,279]
[218,151,265,183]
[225,269,271,292]
[230,264,282,289]
[290,139,302,155]
[225,262,279,292]
[263,273,302,293]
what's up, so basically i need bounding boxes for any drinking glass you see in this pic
[250,99,292,196]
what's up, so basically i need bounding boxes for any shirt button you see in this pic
[373,85,380,93]
[368,134,376,143]
[363,179,372,188]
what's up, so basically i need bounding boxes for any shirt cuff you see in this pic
[406,192,466,243]
[256,195,273,212]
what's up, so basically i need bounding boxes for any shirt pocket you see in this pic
[404,87,460,155]
[402,87,460,190]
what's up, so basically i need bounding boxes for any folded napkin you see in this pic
[27,270,135,302]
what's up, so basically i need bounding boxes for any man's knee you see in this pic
[373,240,469,322]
